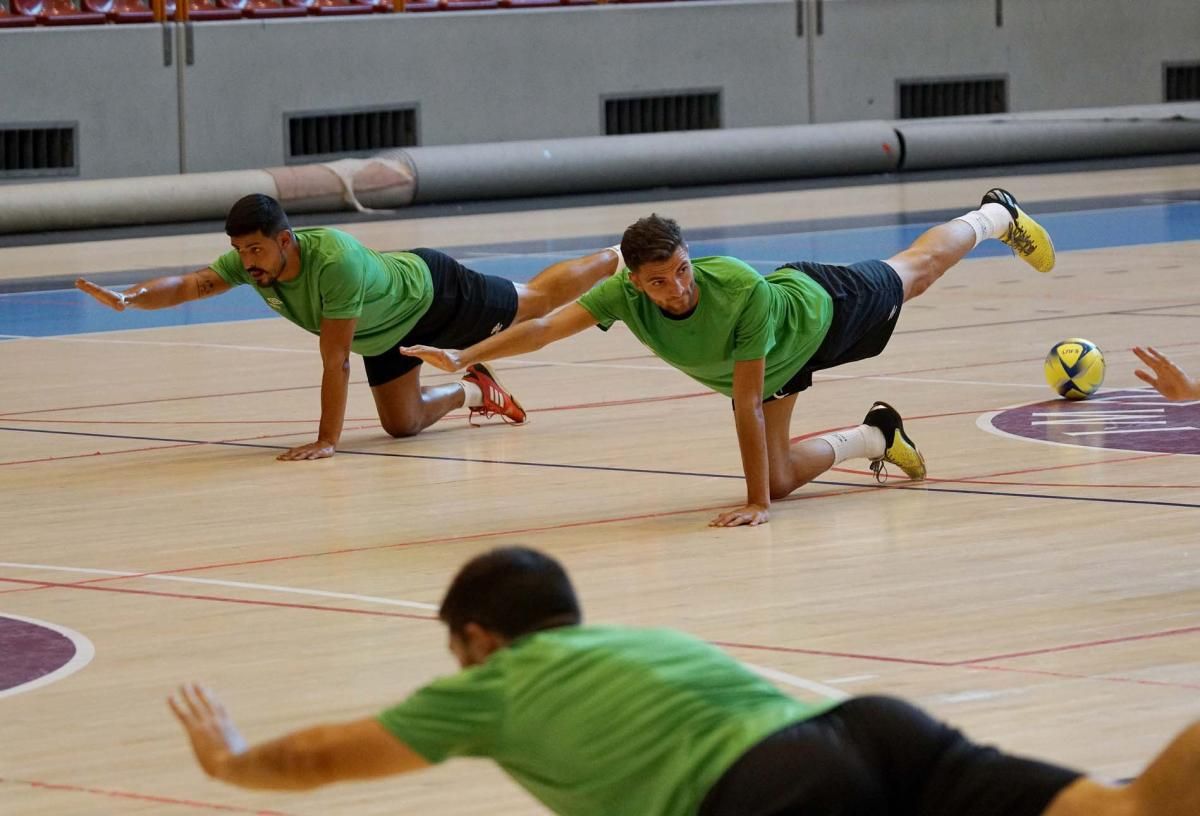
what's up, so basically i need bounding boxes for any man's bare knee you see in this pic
[381,418,423,438]
[769,478,802,501]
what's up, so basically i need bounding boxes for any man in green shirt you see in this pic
[75,194,618,461]
[170,546,1200,816]
[402,189,1055,526]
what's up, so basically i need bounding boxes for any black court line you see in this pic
[5,425,1198,511]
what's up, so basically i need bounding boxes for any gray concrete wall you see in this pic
[2,0,1197,181]
[178,1,809,172]
[0,26,180,180]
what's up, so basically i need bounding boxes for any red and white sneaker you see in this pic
[462,363,527,426]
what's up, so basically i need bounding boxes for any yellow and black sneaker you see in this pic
[863,400,926,483]
[982,188,1056,273]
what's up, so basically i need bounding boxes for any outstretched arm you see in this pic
[75,268,231,311]
[1133,346,1200,401]
[278,317,357,461]
[401,302,599,373]
[710,357,771,528]
[169,684,429,791]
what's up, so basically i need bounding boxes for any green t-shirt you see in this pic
[377,625,833,816]
[576,257,834,398]
[210,227,434,357]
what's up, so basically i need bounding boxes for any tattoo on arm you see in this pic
[196,276,217,297]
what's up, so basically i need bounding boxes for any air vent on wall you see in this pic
[0,125,77,178]
[604,91,721,136]
[897,77,1007,119]
[1165,63,1200,101]
[286,106,418,162]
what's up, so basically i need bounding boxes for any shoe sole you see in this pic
[469,363,527,425]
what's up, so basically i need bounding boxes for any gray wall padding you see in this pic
[0,171,276,234]
[398,122,902,203]
[0,104,1197,234]
[896,105,1200,170]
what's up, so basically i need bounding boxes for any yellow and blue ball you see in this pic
[1044,338,1105,400]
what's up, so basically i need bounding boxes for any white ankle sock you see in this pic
[814,425,887,465]
[953,203,1013,248]
[461,380,483,408]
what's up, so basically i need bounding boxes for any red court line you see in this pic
[711,639,952,667]
[0,441,203,467]
[832,451,1193,490]
[0,390,713,428]
[713,640,1200,692]
[0,777,296,814]
[0,381,347,418]
[966,663,1200,692]
[955,625,1200,665]
[10,485,878,592]
[0,577,437,621]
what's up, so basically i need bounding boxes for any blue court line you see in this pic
[5,425,1197,511]
[3,199,1200,341]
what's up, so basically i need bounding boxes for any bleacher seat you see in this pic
[223,0,307,17]
[287,0,373,14]
[0,0,36,24]
[164,0,241,19]
[437,0,499,9]
[499,0,595,6]
[84,0,155,22]
[11,0,106,24]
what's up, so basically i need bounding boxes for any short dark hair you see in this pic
[224,194,290,238]
[439,547,581,639]
[620,214,684,272]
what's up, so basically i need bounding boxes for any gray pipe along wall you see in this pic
[0,103,1197,234]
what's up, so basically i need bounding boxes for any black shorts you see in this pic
[699,696,1082,816]
[767,259,904,401]
[362,248,519,388]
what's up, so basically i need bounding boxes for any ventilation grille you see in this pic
[0,125,77,178]
[1165,63,1200,101]
[898,77,1007,119]
[604,92,721,136]
[286,107,418,162]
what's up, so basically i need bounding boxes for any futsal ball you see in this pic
[1044,338,1105,400]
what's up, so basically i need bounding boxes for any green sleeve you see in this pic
[210,250,248,287]
[576,273,628,330]
[732,276,772,361]
[317,260,366,320]
[376,669,505,764]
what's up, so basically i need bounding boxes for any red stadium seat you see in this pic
[288,0,373,13]
[437,0,499,8]
[0,0,36,24]
[11,0,106,24]
[84,0,155,22]
[499,0,596,6]
[164,0,241,19]
[223,0,306,16]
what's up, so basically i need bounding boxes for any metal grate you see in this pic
[0,125,77,177]
[897,77,1007,119]
[286,106,418,162]
[604,91,721,136]
[1165,63,1200,101]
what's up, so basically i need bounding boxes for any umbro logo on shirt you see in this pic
[266,297,283,310]
[490,323,504,335]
